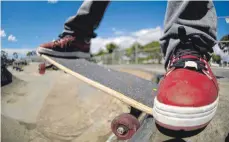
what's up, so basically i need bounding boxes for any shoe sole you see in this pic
[153,96,219,131]
[37,47,91,58]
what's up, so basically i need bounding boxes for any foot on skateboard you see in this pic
[37,33,91,59]
[153,42,219,131]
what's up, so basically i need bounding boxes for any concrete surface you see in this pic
[1,63,229,142]
[2,63,62,123]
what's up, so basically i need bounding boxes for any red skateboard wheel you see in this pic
[111,113,140,140]
[39,63,46,74]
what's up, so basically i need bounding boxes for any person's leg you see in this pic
[161,1,217,68]
[63,1,110,38]
[37,1,110,58]
[153,1,219,131]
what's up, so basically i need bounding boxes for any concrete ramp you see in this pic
[1,64,229,142]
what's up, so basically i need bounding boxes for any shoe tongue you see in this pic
[174,43,201,59]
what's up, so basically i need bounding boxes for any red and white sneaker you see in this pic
[37,34,91,59]
[153,44,219,131]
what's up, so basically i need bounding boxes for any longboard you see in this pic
[38,54,159,140]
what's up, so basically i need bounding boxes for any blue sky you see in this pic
[1,1,229,56]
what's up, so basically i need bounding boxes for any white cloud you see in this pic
[91,36,136,53]
[112,28,125,35]
[0,29,6,37]
[8,34,17,42]
[48,0,58,4]
[91,26,162,53]
[132,26,161,36]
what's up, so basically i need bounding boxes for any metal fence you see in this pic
[92,48,164,65]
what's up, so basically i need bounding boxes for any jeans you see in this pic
[62,1,217,67]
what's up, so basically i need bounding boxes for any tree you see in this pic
[94,49,106,56]
[26,51,32,57]
[106,43,118,53]
[219,34,229,54]
[212,53,221,64]
[155,52,162,64]
[219,34,229,46]
[142,41,160,52]
[125,43,142,57]
[13,52,18,59]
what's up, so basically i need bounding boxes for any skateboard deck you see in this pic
[39,54,158,115]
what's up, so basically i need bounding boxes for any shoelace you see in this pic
[53,35,74,48]
[169,26,211,70]
[170,58,207,71]
[166,26,213,79]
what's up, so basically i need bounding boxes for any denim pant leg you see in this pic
[62,1,110,38]
[62,1,217,68]
[160,1,217,68]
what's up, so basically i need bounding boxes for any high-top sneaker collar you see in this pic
[166,42,214,80]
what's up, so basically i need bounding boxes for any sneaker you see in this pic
[153,42,219,131]
[37,34,91,58]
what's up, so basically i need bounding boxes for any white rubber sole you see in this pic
[153,96,219,130]
[37,47,91,58]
